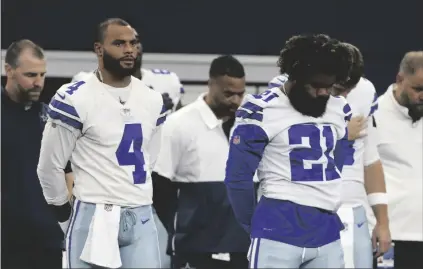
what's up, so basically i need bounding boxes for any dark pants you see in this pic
[1,241,62,269]
[373,240,423,269]
[393,240,423,269]
[172,252,248,269]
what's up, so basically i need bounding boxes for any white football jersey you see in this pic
[141,68,184,110]
[268,74,288,89]
[236,87,351,211]
[268,75,381,207]
[47,75,165,207]
[341,78,378,180]
[72,69,184,111]
[340,78,379,208]
[71,71,93,83]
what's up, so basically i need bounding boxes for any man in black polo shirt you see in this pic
[1,39,73,269]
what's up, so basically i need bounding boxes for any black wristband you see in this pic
[49,202,72,222]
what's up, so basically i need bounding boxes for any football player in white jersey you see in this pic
[331,43,391,268]
[37,18,165,268]
[71,69,181,112]
[225,34,353,268]
[72,30,184,113]
[69,29,182,269]
[131,28,184,112]
[267,44,392,268]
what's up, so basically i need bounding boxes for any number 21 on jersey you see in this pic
[288,124,340,182]
[115,123,147,184]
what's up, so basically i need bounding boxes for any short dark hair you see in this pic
[209,55,245,79]
[5,39,44,68]
[95,18,130,43]
[277,34,352,83]
[341,42,364,88]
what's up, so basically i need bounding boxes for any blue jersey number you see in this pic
[115,123,146,184]
[288,124,340,182]
[151,69,171,75]
[66,81,85,95]
[254,90,279,102]
[343,139,355,166]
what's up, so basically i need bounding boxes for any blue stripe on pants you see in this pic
[249,238,261,269]
[66,199,81,269]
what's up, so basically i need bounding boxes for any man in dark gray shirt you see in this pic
[1,39,73,269]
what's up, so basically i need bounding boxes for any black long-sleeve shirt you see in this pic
[1,87,72,249]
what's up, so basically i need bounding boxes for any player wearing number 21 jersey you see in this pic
[266,43,391,269]
[37,18,165,268]
[225,34,353,268]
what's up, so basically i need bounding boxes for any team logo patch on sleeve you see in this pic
[232,135,241,145]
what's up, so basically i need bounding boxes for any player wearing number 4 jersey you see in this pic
[37,18,163,268]
[225,34,353,268]
[332,43,390,268]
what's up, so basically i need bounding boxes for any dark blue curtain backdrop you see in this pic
[2,0,422,92]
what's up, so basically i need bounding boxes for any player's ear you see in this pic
[4,63,14,79]
[396,73,405,85]
[94,43,103,57]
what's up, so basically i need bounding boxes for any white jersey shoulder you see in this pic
[49,76,165,207]
[341,77,378,180]
[346,77,378,117]
[237,87,350,140]
[71,71,93,83]
[268,74,289,89]
[141,68,184,110]
[340,77,380,207]
[237,88,350,211]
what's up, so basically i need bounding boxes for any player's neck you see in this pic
[204,94,226,119]
[4,83,26,104]
[98,68,131,88]
[392,84,406,107]
[282,81,293,95]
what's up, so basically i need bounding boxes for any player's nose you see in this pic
[33,75,43,87]
[231,95,243,107]
[316,88,330,96]
[123,43,135,54]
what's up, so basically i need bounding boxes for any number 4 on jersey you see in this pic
[115,123,146,184]
[66,81,85,95]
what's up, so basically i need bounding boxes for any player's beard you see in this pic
[102,49,138,79]
[16,83,42,103]
[400,90,423,122]
[288,82,329,118]
[409,105,423,122]
[207,95,237,119]
[135,53,142,70]
[132,54,143,79]
[210,102,236,118]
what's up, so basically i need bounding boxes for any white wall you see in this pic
[181,85,267,105]
[1,50,273,103]
[1,50,278,82]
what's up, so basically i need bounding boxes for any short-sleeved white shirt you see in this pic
[154,94,231,183]
[374,85,423,241]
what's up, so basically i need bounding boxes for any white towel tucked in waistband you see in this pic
[80,204,122,268]
[338,206,355,268]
